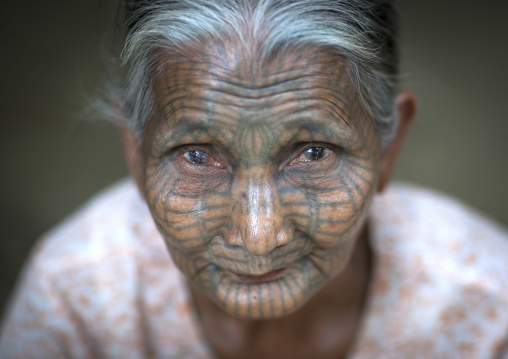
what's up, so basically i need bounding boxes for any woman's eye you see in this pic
[296,146,328,163]
[303,147,326,161]
[183,150,209,165]
[289,146,331,166]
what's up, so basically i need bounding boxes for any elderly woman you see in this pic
[1,1,508,358]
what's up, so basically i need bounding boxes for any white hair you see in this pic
[107,0,399,144]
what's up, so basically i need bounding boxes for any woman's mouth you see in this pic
[234,268,286,283]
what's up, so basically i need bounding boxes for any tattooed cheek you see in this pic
[171,177,221,195]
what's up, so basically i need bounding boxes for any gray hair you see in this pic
[109,0,399,144]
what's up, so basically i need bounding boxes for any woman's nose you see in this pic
[230,173,290,256]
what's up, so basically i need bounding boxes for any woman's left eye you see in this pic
[292,146,330,164]
[303,147,327,161]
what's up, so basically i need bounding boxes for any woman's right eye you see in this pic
[181,149,224,168]
[183,150,209,165]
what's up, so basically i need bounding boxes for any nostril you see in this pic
[227,227,243,247]
[275,224,294,246]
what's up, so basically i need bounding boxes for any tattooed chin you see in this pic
[208,258,301,319]
[184,249,340,320]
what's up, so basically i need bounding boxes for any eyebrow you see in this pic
[156,119,219,147]
[272,114,357,144]
[158,110,358,151]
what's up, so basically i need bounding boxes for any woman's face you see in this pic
[139,48,382,320]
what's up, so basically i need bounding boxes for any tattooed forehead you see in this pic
[148,48,372,153]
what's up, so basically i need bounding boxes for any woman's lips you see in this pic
[234,268,286,283]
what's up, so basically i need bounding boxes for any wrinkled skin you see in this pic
[121,41,416,357]
[135,45,383,323]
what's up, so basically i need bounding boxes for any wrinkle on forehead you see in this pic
[145,41,376,159]
[155,46,363,116]
[202,39,348,90]
[154,35,352,93]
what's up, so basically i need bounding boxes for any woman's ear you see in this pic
[113,98,146,197]
[119,124,146,197]
[377,90,418,193]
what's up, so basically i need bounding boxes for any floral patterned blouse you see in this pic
[1,179,507,358]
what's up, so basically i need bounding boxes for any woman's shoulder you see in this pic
[19,178,181,307]
[1,179,208,358]
[373,182,508,238]
[353,184,508,357]
[29,178,161,272]
[371,182,508,292]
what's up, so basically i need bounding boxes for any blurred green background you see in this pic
[1,1,507,314]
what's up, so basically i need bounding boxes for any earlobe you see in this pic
[377,90,418,193]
